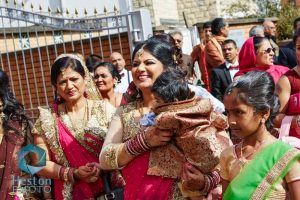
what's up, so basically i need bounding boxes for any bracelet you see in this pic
[59,166,65,181]
[64,167,70,182]
[68,168,76,183]
[124,129,151,156]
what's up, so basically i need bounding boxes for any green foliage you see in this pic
[255,0,280,17]
[277,4,300,40]
[223,0,281,18]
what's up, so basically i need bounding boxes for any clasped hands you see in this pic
[74,162,101,183]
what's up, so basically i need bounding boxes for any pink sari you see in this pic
[52,105,104,199]
[122,152,174,200]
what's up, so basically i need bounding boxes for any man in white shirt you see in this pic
[110,52,132,93]
[211,39,239,102]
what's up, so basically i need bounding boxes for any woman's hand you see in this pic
[86,162,101,182]
[144,126,173,148]
[181,163,205,191]
[74,165,98,183]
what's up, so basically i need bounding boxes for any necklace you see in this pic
[65,99,89,134]
[238,139,268,166]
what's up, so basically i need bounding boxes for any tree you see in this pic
[277,3,300,40]
[223,0,281,18]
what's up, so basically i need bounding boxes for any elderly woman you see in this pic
[235,36,289,83]
[100,38,226,199]
[32,54,116,199]
[93,62,126,107]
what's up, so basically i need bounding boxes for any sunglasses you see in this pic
[262,48,276,54]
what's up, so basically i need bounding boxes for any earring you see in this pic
[261,118,266,124]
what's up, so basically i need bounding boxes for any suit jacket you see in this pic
[211,63,232,102]
[278,42,297,69]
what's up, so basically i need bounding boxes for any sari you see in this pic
[113,100,179,200]
[223,141,300,200]
[32,100,115,200]
[235,37,288,83]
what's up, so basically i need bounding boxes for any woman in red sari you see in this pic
[235,36,288,83]
[32,54,116,199]
[100,38,222,199]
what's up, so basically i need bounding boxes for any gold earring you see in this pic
[261,118,266,124]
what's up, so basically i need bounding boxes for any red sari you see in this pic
[33,100,115,199]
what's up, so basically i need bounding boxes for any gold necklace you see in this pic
[65,99,89,134]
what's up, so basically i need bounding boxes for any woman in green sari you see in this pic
[221,71,300,200]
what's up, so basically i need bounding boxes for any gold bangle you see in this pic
[64,167,70,182]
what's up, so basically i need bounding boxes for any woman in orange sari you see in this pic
[32,54,116,199]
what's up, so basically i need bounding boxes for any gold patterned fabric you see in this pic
[32,100,115,199]
[148,97,231,178]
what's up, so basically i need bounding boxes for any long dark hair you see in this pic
[0,69,31,132]
[225,70,280,131]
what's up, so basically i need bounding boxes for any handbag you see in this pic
[287,93,300,115]
[97,172,124,200]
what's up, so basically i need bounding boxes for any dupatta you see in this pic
[223,141,300,200]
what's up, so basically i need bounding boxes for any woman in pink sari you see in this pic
[235,36,288,83]
[32,54,116,199]
[100,38,222,199]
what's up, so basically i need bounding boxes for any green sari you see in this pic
[223,141,300,200]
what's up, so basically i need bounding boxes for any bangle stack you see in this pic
[59,166,76,183]
[124,129,151,156]
[200,170,221,194]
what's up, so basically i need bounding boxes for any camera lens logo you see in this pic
[18,144,46,175]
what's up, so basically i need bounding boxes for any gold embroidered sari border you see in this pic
[250,148,299,200]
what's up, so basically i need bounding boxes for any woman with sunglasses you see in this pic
[235,36,289,83]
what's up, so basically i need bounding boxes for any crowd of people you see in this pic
[0,16,300,200]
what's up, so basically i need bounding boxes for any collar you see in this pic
[225,60,239,69]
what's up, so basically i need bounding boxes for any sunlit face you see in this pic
[172,33,183,49]
[222,42,238,63]
[295,36,300,66]
[94,66,117,93]
[131,50,165,91]
[203,27,212,41]
[221,23,229,37]
[264,22,276,36]
[256,40,274,67]
[224,89,262,139]
[110,52,126,72]
[56,67,86,102]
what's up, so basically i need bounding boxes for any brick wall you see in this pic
[0,32,131,119]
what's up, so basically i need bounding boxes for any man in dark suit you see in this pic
[278,17,300,69]
[211,39,238,102]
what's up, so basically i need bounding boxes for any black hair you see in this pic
[51,56,85,86]
[132,37,177,69]
[85,54,103,72]
[211,18,227,35]
[203,21,212,29]
[0,69,31,131]
[253,36,269,53]
[222,39,237,48]
[93,61,121,83]
[293,16,300,30]
[152,69,193,103]
[293,28,300,46]
[225,70,280,131]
